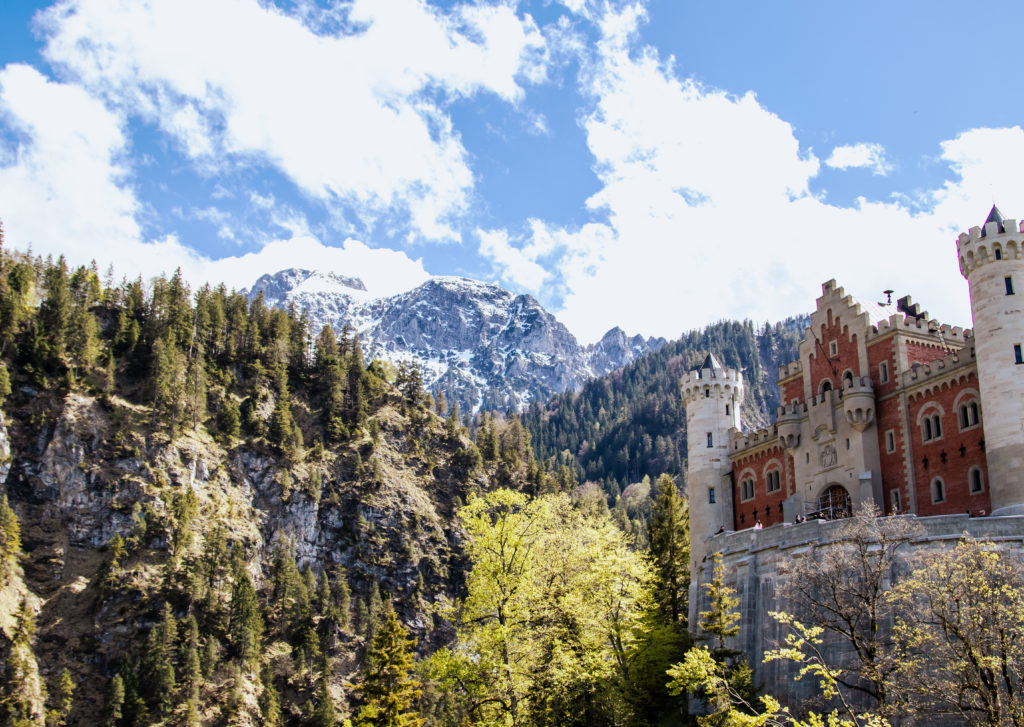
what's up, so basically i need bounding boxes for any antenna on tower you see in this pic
[880,289,894,306]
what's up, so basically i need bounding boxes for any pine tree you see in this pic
[648,474,690,626]
[151,335,187,435]
[366,579,384,638]
[260,665,283,727]
[39,255,72,365]
[698,552,740,654]
[355,607,424,727]
[103,674,124,727]
[228,552,264,665]
[0,360,11,404]
[49,668,75,726]
[0,493,21,585]
[311,658,337,727]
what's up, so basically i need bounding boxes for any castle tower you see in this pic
[957,206,1024,515]
[681,354,743,623]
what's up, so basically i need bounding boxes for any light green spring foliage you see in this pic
[428,489,653,726]
[668,613,890,727]
[699,552,740,653]
[889,538,1024,727]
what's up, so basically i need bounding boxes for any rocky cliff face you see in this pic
[249,270,667,413]
[0,384,486,724]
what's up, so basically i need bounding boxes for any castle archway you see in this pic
[816,484,851,520]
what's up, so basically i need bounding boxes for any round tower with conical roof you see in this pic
[957,206,1024,515]
[681,354,743,622]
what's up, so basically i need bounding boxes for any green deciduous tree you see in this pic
[889,538,1024,727]
[428,489,652,727]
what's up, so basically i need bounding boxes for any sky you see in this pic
[1,0,1023,343]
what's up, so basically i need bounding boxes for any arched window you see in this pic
[969,467,984,494]
[765,469,782,493]
[921,408,943,442]
[739,477,755,502]
[820,379,833,395]
[842,370,854,389]
[959,401,980,430]
[932,477,946,504]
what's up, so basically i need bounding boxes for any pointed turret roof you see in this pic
[693,352,722,372]
[980,204,1005,237]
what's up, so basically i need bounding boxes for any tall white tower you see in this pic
[957,206,1024,515]
[681,354,743,624]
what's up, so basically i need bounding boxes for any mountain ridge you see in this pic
[248,268,667,413]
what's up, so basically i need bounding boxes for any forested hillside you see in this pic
[0,240,605,726]
[522,318,807,501]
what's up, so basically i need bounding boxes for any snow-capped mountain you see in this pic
[248,269,666,412]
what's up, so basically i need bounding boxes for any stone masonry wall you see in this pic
[694,513,1024,708]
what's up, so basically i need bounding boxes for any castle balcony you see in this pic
[842,376,875,432]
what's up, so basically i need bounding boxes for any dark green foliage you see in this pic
[228,551,264,665]
[523,318,805,499]
[355,606,423,727]
[104,673,124,727]
[0,494,20,585]
[649,474,690,627]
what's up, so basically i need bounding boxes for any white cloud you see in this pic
[493,5,1023,343]
[477,227,551,293]
[0,63,428,298]
[826,142,893,176]
[38,0,548,241]
[0,64,145,264]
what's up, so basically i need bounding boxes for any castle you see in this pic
[683,206,1024,626]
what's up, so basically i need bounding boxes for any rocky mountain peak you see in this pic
[248,271,665,413]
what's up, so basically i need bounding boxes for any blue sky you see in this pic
[1,0,1023,342]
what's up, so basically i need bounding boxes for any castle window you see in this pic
[885,429,896,453]
[820,380,833,394]
[708,487,716,504]
[931,477,945,504]
[705,388,710,398]
[890,489,901,513]
[879,361,889,384]
[846,438,850,450]
[765,470,781,493]
[969,467,984,494]
[959,401,980,430]
[996,248,1003,260]
[707,432,713,448]
[1006,276,1015,295]
[740,478,755,501]
[1016,344,1023,364]
[922,411,942,442]
[725,404,730,415]
[829,340,838,357]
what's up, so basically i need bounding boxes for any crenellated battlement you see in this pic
[680,367,743,404]
[866,313,972,343]
[957,218,1024,277]
[900,344,976,391]
[730,424,780,455]
[778,360,802,380]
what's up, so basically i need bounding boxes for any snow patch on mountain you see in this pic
[249,270,666,413]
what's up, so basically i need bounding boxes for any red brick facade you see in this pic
[732,444,788,528]
[905,373,989,516]
[726,281,989,529]
[807,311,862,395]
